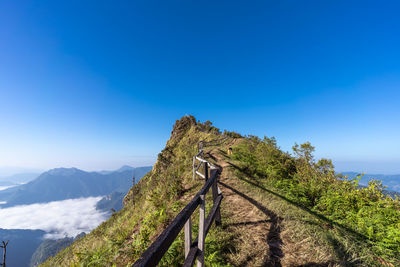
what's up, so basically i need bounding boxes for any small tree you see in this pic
[292,142,315,164]
[0,240,9,267]
[204,120,212,127]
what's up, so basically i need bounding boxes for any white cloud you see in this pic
[0,197,108,239]
[0,185,16,191]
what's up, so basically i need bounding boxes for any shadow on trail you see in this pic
[224,219,272,228]
[294,262,337,267]
[325,235,364,266]
[219,181,284,267]
[205,151,218,162]
[181,184,199,195]
[224,161,376,266]
[226,162,371,243]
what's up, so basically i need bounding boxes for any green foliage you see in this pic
[197,120,221,135]
[159,235,184,266]
[203,229,233,267]
[74,245,111,266]
[41,117,230,267]
[232,137,400,264]
[44,116,400,266]
[222,130,242,138]
[232,136,296,181]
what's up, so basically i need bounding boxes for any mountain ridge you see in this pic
[41,116,400,266]
[342,171,400,192]
[0,166,152,207]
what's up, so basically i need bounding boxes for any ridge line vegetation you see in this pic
[41,116,399,266]
[230,136,400,265]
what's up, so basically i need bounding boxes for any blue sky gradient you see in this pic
[1,1,400,173]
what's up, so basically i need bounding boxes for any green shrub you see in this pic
[232,137,400,264]
[222,130,242,138]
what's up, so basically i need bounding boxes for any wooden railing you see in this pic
[132,142,223,267]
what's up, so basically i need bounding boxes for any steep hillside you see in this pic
[42,116,226,266]
[42,116,400,266]
[30,233,86,267]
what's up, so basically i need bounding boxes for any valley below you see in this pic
[0,165,152,267]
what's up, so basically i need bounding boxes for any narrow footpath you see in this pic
[204,143,336,267]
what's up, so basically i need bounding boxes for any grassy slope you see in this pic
[41,116,233,267]
[214,146,369,266]
[42,117,398,266]
[219,138,399,266]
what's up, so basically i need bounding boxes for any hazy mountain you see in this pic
[0,180,16,187]
[116,165,136,172]
[25,166,151,266]
[342,172,400,192]
[0,166,152,208]
[0,229,45,267]
[0,172,40,184]
[30,237,73,267]
[96,191,125,212]
[0,166,152,266]
[30,233,85,267]
[97,165,136,175]
[0,166,43,177]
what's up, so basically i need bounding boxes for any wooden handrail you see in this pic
[132,168,222,267]
[133,138,225,267]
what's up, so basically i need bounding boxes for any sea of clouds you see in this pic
[0,185,16,191]
[0,197,108,239]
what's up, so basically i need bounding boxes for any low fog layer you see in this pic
[0,197,108,239]
[0,185,16,191]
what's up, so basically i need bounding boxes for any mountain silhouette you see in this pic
[0,166,151,207]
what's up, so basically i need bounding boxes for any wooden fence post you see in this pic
[197,195,205,267]
[204,163,208,181]
[192,157,196,181]
[132,142,225,267]
[211,170,222,226]
[184,217,192,258]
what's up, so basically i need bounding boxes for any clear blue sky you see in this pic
[1,0,400,173]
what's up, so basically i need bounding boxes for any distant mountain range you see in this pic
[97,165,139,175]
[0,166,43,178]
[96,191,126,212]
[0,165,152,267]
[0,172,40,186]
[342,172,400,193]
[0,166,151,208]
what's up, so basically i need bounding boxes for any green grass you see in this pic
[229,136,400,266]
[41,117,232,267]
[42,117,399,266]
